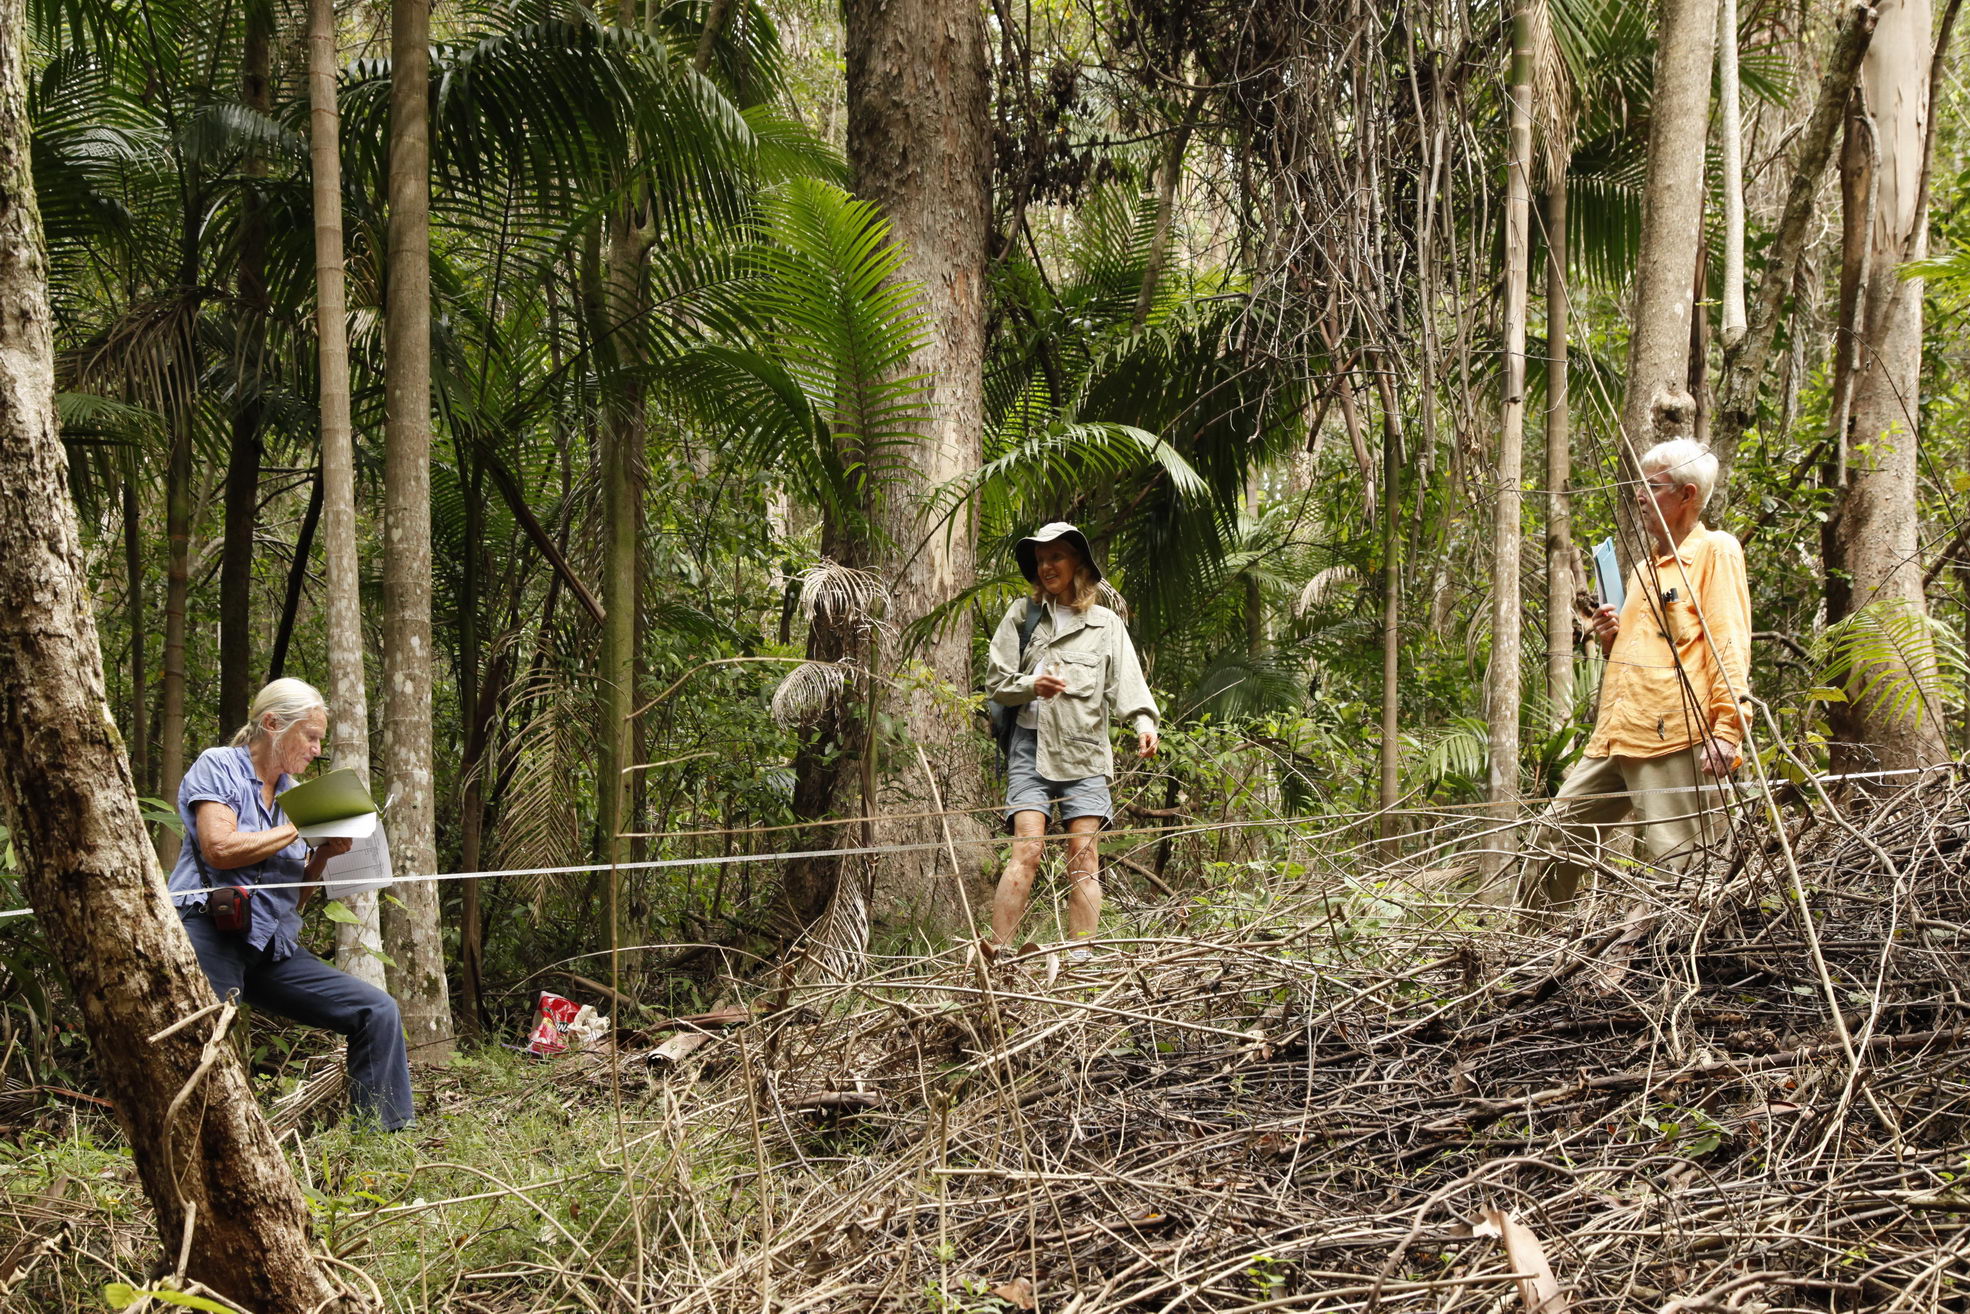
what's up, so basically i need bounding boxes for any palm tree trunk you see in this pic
[218,4,272,736]
[1543,184,1575,731]
[1487,0,1534,870]
[596,213,646,876]
[1372,363,1403,850]
[382,0,454,1058]
[159,305,193,868]
[456,458,485,1030]
[1717,0,1746,349]
[1613,0,1717,561]
[0,25,346,1302]
[266,468,322,679]
[311,0,386,987]
[594,0,653,897]
[1824,0,1949,772]
[123,469,149,796]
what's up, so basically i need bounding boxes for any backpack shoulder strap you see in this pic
[1017,598,1045,656]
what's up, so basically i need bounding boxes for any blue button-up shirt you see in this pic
[166,746,309,961]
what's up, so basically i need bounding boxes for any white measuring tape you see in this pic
[0,764,1952,923]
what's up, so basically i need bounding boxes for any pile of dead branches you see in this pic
[606,768,1970,1314]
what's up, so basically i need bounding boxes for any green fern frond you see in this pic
[1818,598,1966,728]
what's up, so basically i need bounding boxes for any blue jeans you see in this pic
[180,911,415,1131]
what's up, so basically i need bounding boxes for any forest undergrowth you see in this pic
[6,767,1970,1313]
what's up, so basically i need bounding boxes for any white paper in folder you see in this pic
[316,825,394,898]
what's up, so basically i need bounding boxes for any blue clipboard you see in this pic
[1592,537,1624,612]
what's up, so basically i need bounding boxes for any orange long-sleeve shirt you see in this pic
[1586,524,1752,759]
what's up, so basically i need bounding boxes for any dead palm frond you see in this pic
[1296,564,1363,616]
[770,661,853,728]
[490,664,589,904]
[797,862,870,984]
[797,558,890,636]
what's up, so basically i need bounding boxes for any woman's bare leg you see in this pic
[990,810,1048,948]
[1064,816,1102,939]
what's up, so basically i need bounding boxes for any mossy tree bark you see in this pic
[0,14,357,1304]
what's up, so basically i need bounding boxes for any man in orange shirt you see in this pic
[1520,438,1752,917]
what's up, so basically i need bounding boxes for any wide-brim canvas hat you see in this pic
[1015,522,1103,584]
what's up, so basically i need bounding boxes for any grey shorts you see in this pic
[1004,724,1113,832]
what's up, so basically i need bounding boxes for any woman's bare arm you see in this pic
[193,801,300,871]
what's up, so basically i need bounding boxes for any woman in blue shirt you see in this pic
[166,678,413,1131]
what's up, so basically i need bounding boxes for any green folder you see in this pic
[279,768,378,839]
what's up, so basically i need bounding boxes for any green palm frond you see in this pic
[1420,715,1490,790]
[756,179,928,469]
[940,421,1207,526]
[340,17,766,235]
[676,178,929,529]
[1818,598,1967,728]
[55,390,163,443]
[1178,650,1307,722]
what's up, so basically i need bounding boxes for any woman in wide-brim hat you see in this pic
[982,523,1159,958]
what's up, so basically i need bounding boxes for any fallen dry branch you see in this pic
[503,767,1965,1314]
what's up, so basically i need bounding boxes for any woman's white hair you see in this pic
[230,677,328,748]
[1639,438,1719,511]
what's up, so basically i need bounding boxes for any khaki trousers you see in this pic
[1519,749,1730,914]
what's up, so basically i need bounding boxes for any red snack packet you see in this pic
[527,991,582,1056]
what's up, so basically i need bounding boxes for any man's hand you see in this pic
[1034,672,1068,698]
[1137,729,1159,758]
[1590,604,1620,657]
[1699,740,1738,777]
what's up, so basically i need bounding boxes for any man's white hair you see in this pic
[230,677,328,748]
[1640,438,1719,511]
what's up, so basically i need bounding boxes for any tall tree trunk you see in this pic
[1614,0,1717,560]
[456,458,485,1029]
[1717,0,1746,349]
[843,0,993,931]
[266,468,323,679]
[1824,0,1949,772]
[1710,2,1877,487]
[159,283,194,869]
[218,4,272,737]
[1488,0,1534,868]
[1543,184,1575,730]
[1373,363,1403,850]
[124,468,149,796]
[0,26,355,1305]
[382,0,453,1057]
[1133,78,1209,331]
[312,0,386,986]
[591,0,656,898]
[595,214,647,876]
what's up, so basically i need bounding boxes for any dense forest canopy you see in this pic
[0,0,1968,1305]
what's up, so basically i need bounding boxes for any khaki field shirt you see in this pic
[986,599,1158,782]
[1587,523,1752,760]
